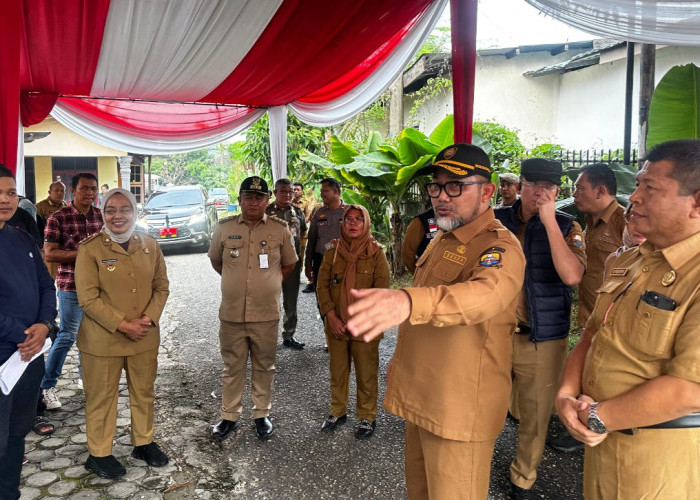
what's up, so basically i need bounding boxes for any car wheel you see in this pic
[200,225,212,252]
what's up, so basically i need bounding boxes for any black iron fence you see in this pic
[518,148,639,170]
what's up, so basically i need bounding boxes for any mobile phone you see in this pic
[639,290,676,311]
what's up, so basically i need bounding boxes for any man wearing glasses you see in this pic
[266,178,308,350]
[41,173,103,409]
[494,159,586,499]
[346,144,526,498]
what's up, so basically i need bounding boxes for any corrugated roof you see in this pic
[524,40,626,77]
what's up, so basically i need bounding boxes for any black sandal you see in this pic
[32,416,55,436]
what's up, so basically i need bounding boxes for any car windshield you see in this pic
[146,190,202,209]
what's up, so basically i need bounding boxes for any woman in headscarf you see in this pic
[75,188,169,479]
[316,204,390,439]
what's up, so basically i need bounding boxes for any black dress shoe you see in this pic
[320,414,347,432]
[132,442,169,467]
[509,481,535,500]
[301,284,315,293]
[283,337,305,350]
[255,417,274,440]
[85,454,126,479]
[355,419,376,439]
[211,419,240,441]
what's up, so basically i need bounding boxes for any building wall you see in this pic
[98,157,119,190]
[33,157,53,202]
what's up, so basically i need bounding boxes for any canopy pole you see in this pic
[623,42,635,165]
[450,0,478,143]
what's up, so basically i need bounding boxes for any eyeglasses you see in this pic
[520,179,558,191]
[104,207,134,216]
[426,181,485,198]
[343,217,364,224]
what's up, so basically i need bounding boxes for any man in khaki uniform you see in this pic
[35,181,66,278]
[346,144,526,499]
[209,176,297,442]
[495,159,586,499]
[573,163,626,327]
[292,181,313,286]
[266,178,307,350]
[557,139,700,499]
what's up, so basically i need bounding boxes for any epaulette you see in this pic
[269,215,289,227]
[217,214,238,224]
[495,227,512,239]
[79,232,101,245]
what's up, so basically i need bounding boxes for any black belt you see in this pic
[514,323,530,335]
[618,412,700,435]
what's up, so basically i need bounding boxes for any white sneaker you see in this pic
[42,388,62,409]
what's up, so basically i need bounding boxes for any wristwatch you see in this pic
[40,320,57,336]
[587,402,607,434]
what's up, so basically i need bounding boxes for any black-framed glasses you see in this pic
[426,181,485,198]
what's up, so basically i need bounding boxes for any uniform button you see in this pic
[642,266,649,272]
[128,272,134,277]
[131,289,136,293]
[643,312,650,318]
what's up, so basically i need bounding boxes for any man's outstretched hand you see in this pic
[346,288,411,342]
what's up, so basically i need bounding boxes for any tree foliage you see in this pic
[473,121,525,167]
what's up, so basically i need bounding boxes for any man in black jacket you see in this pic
[495,159,586,499]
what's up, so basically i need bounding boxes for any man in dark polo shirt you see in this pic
[40,173,103,409]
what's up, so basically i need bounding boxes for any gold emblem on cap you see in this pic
[457,245,466,254]
[251,177,262,190]
[661,270,676,286]
[443,147,457,159]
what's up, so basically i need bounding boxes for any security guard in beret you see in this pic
[346,143,526,499]
[266,178,307,350]
[557,139,700,499]
[495,158,586,498]
[208,176,297,441]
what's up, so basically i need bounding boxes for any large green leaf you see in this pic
[398,128,441,165]
[352,151,402,168]
[647,63,700,149]
[396,154,434,186]
[472,132,493,157]
[299,150,336,170]
[365,131,383,153]
[341,189,369,209]
[329,135,359,164]
[609,162,638,195]
[429,114,454,148]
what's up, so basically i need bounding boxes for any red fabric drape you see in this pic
[19,0,111,95]
[0,0,22,173]
[204,0,433,106]
[451,0,478,143]
[20,92,58,126]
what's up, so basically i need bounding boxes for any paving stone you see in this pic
[57,389,77,399]
[21,464,39,478]
[25,471,58,488]
[141,475,169,490]
[39,436,67,449]
[40,457,73,470]
[129,490,163,500]
[70,433,88,444]
[67,491,101,500]
[18,486,41,500]
[56,444,84,457]
[122,466,147,481]
[85,475,114,487]
[64,416,85,426]
[60,403,83,412]
[25,448,55,462]
[47,480,77,496]
[116,417,131,427]
[113,444,132,457]
[64,465,90,479]
[105,482,139,498]
[24,432,43,443]
[149,462,177,475]
[53,426,77,437]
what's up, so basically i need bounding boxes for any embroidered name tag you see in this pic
[101,259,117,263]
[609,268,628,277]
[228,235,242,239]
[443,251,466,265]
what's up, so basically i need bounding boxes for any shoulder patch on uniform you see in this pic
[78,233,101,245]
[479,249,502,267]
[573,234,583,247]
[269,215,288,226]
[218,215,237,224]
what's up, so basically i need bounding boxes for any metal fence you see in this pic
[518,148,639,169]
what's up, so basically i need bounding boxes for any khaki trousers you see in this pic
[509,335,567,489]
[325,333,379,421]
[584,427,700,499]
[405,421,495,500]
[281,260,302,339]
[219,319,278,420]
[81,349,158,456]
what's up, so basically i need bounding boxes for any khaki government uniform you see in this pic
[582,232,700,499]
[35,198,67,278]
[292,197,313,274]
[384,208,525,499]
[208,214,297,420]
[316,243,390,421]
[75,231,169,456]
[577,200,625,326]
[265,202,307,340]
[510,214,586,490]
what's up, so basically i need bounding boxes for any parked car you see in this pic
[210,187,230,212]
[136,185,217,250]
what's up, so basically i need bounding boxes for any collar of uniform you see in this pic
[585,199,621,227]
[272,202,292,213]
[651,230,700,270]
[47,198,64,208]
[236,213,268,224]
[450,207,496,244]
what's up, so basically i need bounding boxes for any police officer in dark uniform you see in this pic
[401,207,436,273]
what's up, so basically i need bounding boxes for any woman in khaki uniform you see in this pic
[316,205,390,439]
[75,188,169,479]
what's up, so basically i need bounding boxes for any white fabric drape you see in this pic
[51,103,265,155]
[525,1,700,46]
[16,121,24,196]
[268,106,288,182]
[289,0,448,126]
[92,0,282,100]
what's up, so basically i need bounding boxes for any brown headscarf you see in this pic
[335,204,382,322]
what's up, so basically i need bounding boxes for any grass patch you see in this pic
[390,272,414,289]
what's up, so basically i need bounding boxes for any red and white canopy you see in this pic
[2,0,446,183]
